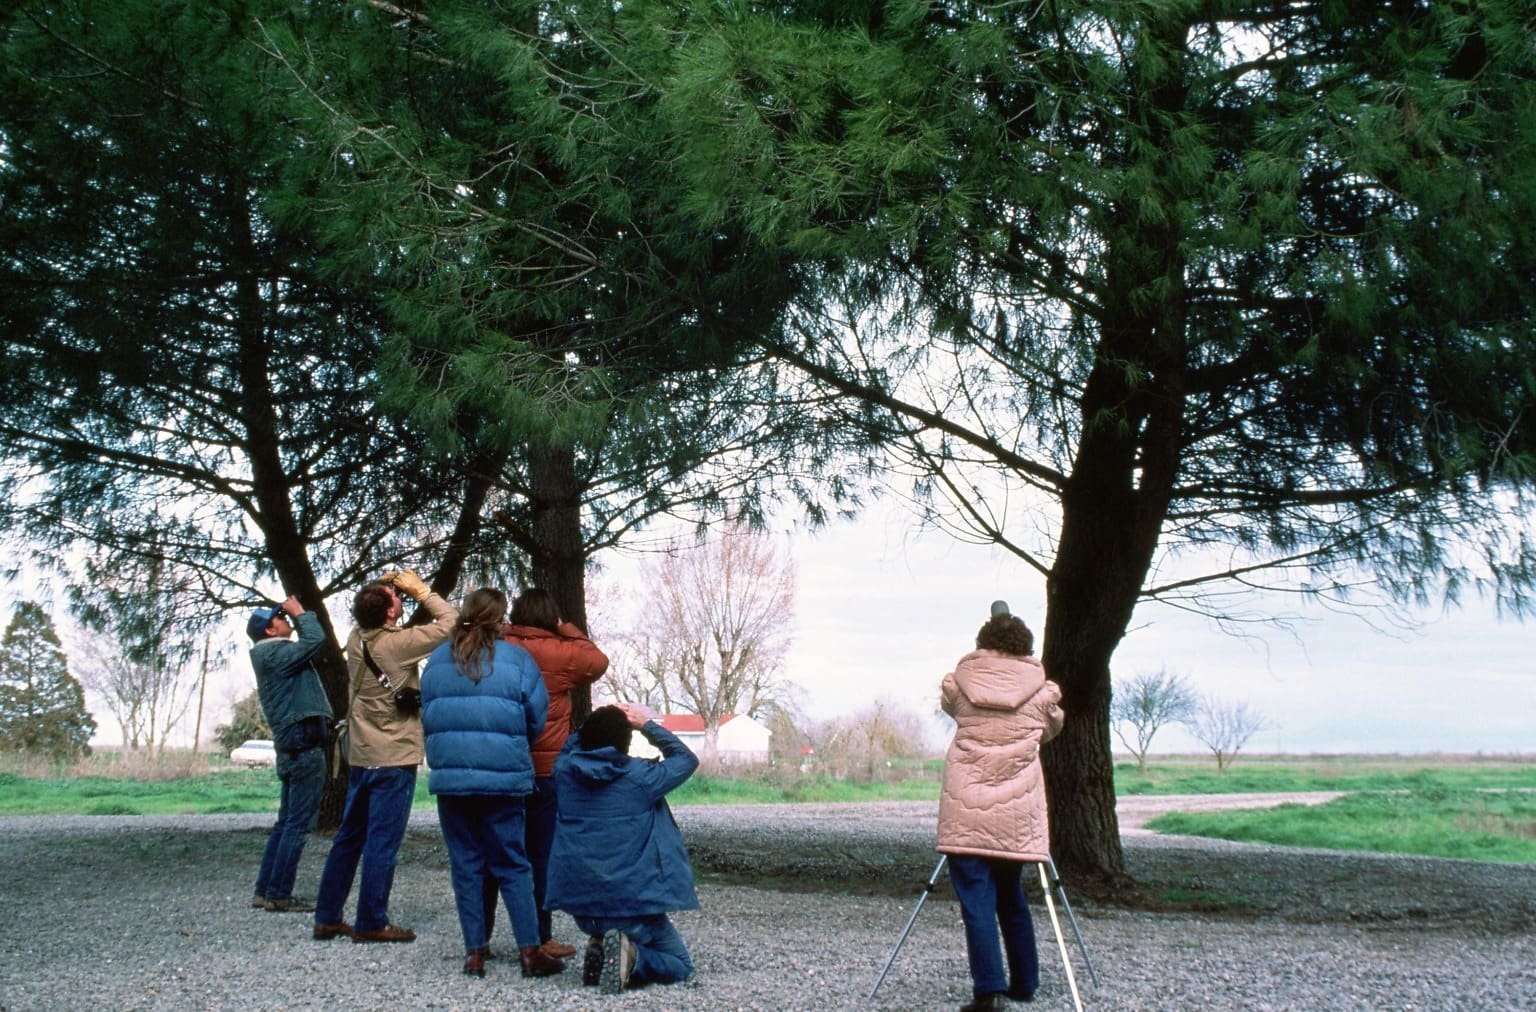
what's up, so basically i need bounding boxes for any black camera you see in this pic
[393,688,422,716]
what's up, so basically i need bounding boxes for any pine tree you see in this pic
[652,1,1536,880]
[0,602,96,760]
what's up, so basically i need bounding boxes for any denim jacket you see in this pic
[251,612,332,750]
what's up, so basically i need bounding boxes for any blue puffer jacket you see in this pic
[421,640,548,796]
[545,721,700,917]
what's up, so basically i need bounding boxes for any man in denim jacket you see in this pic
[247,595,331,912]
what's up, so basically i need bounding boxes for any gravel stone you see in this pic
[0,801,1531,1010]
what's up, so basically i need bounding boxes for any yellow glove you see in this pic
[389,568,431,601]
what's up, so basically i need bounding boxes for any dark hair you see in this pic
[452,588,508,683]
[352,582,395,630]
[976,613,1035,657]
[508,587,560,633]
[578,705,632,754]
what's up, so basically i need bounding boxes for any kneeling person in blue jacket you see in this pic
[546,702,699,993]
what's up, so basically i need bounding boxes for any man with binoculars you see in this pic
[313,568,458,944]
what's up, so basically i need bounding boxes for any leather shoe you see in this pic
[540,939,578,959]
[959,994,1009,1012]
[250,893,267,909]
[353,924,416,944]
[312,922,353,941]
[463,948,487,978]
[519,944,565,977]
[1007,985,1036,1002]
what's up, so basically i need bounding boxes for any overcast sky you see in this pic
[683,502,1536,757]
[21,497,1530,756]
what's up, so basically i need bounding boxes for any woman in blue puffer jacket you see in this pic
[420,587,561,980]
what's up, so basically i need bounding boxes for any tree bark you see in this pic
[1040,12,1192,884]
[226,182,350,827]
[526,442,594,723]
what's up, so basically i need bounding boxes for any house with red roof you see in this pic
[630,712,772,765]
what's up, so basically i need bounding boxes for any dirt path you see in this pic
[1115,790,1347,832]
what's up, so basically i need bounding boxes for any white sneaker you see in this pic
[599,929,636,994]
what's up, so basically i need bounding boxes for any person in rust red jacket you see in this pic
[495,587,609,959]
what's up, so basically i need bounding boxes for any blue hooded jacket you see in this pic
[545,720,700,917]
[421,639,548,796]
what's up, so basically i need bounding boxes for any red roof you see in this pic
[655,713,739,733]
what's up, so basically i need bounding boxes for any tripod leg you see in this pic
[1038,862,1084,1012]
[1045,856,1099,988]
[869,856,947,1000]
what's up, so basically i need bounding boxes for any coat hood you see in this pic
[949,650,1047,711]
[563,743,631,785]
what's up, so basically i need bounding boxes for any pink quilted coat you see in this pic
[936,650,1065,862]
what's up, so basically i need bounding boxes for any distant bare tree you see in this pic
[621,524,795,767]
[67,563,219,759]
[813,700,930,781]
[1188,696,1266,772]
[1111,668,1199,771]
[72,633,198,757]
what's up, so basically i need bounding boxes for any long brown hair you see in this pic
[452,588,507,682]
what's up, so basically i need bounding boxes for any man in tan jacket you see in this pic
[313,569,457,944]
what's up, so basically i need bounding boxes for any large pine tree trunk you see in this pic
[527,442,594,723]
[228,186,351,829]
[1040,493,1143,885]
[1042,15,1191,882]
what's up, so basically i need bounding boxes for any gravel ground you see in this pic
[1,799,1532,1011]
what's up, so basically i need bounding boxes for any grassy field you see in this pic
[1147,787,1536,864]
[2,752,1531,863]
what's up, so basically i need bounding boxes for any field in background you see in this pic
[2,751,1531,863]
[1115,752,1536,795]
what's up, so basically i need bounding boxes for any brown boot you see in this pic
[463,948,487,978]
[519,944,565,978]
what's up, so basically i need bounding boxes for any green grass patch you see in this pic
[1146,788,1536,863]
[1115,755,1536,796]
[0,769,285,816]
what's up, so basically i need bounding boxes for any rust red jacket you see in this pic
[501,621,609,777]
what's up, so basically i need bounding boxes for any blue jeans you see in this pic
[314,765,417,932]
[485,777,558,945]
[575,914,693,986]
[437,794,539,952]
[525,777,558,943]
[948,854,1039,999]
[254,745,325,901]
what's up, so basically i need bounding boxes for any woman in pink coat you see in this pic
[937,610,1064,1011]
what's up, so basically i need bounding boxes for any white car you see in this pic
[230,739,277,768]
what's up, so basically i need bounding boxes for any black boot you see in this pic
[959,994,1009,1012]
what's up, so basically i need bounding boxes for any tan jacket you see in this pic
[936,650,1065,862]
[344,592,458,768]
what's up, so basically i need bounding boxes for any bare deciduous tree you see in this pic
[812,699,932,781]
[1111,668,1199,771]
[1188,696,1266,772]
[70,627,205,759]
[617,524,795,767]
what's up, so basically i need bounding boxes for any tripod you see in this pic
[868,854,1097,1010]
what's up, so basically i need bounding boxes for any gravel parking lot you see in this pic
[1,799,1532,1011]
